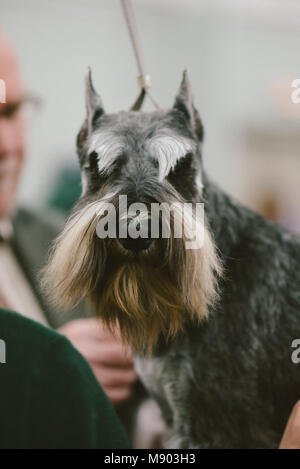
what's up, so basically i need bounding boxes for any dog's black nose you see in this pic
[118,237,153,253]
[117,213,153,252]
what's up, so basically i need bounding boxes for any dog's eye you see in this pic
[170,152,193,174]
[82,151,98,173]
[89,151,98,161]
[87,151,99,169]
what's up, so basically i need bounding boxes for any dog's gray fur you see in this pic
[48,70,300,448]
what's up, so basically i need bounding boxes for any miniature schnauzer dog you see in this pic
[42,70,300,448]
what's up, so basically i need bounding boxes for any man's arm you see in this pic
[58,318,138,406]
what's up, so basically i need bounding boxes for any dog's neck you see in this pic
[201,170,247,258]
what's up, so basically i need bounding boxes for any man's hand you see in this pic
[279,401,300,449]
[58,318,137,406]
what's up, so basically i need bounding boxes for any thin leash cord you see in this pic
[120,0,160,110]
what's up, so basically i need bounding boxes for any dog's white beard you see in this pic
[41,196,222,354]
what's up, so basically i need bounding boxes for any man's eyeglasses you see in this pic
[0,94,42,120]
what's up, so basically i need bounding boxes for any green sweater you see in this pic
[0,309,130,449]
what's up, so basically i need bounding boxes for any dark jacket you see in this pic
[12,207,85,328]
[0,308,130,449]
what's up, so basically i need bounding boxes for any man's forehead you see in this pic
[0,35,24,103]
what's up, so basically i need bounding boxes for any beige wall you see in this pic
[1,0,300,213]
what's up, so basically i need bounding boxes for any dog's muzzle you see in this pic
[116,207,154,253]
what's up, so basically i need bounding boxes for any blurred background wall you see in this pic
[1,0,300,229]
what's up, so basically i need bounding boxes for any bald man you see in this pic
[0,30,138,408]
[0,34,25,217]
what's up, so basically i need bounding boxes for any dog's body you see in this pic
[42,71,300,448]
[136,175,300,448]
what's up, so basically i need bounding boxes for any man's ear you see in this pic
[85,67,105,132]
[173,70,204,142]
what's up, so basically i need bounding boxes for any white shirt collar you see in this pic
[0,219,13,242]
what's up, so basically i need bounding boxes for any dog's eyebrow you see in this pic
[89,131,126,175]
[147,132,195,181]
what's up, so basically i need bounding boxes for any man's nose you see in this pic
[0,118,22,159]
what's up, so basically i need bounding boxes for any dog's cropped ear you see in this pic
[173,70,204,142]
[85,67,105,131]
[77,68,105,151]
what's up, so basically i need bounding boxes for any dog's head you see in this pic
[42,70,221,354]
